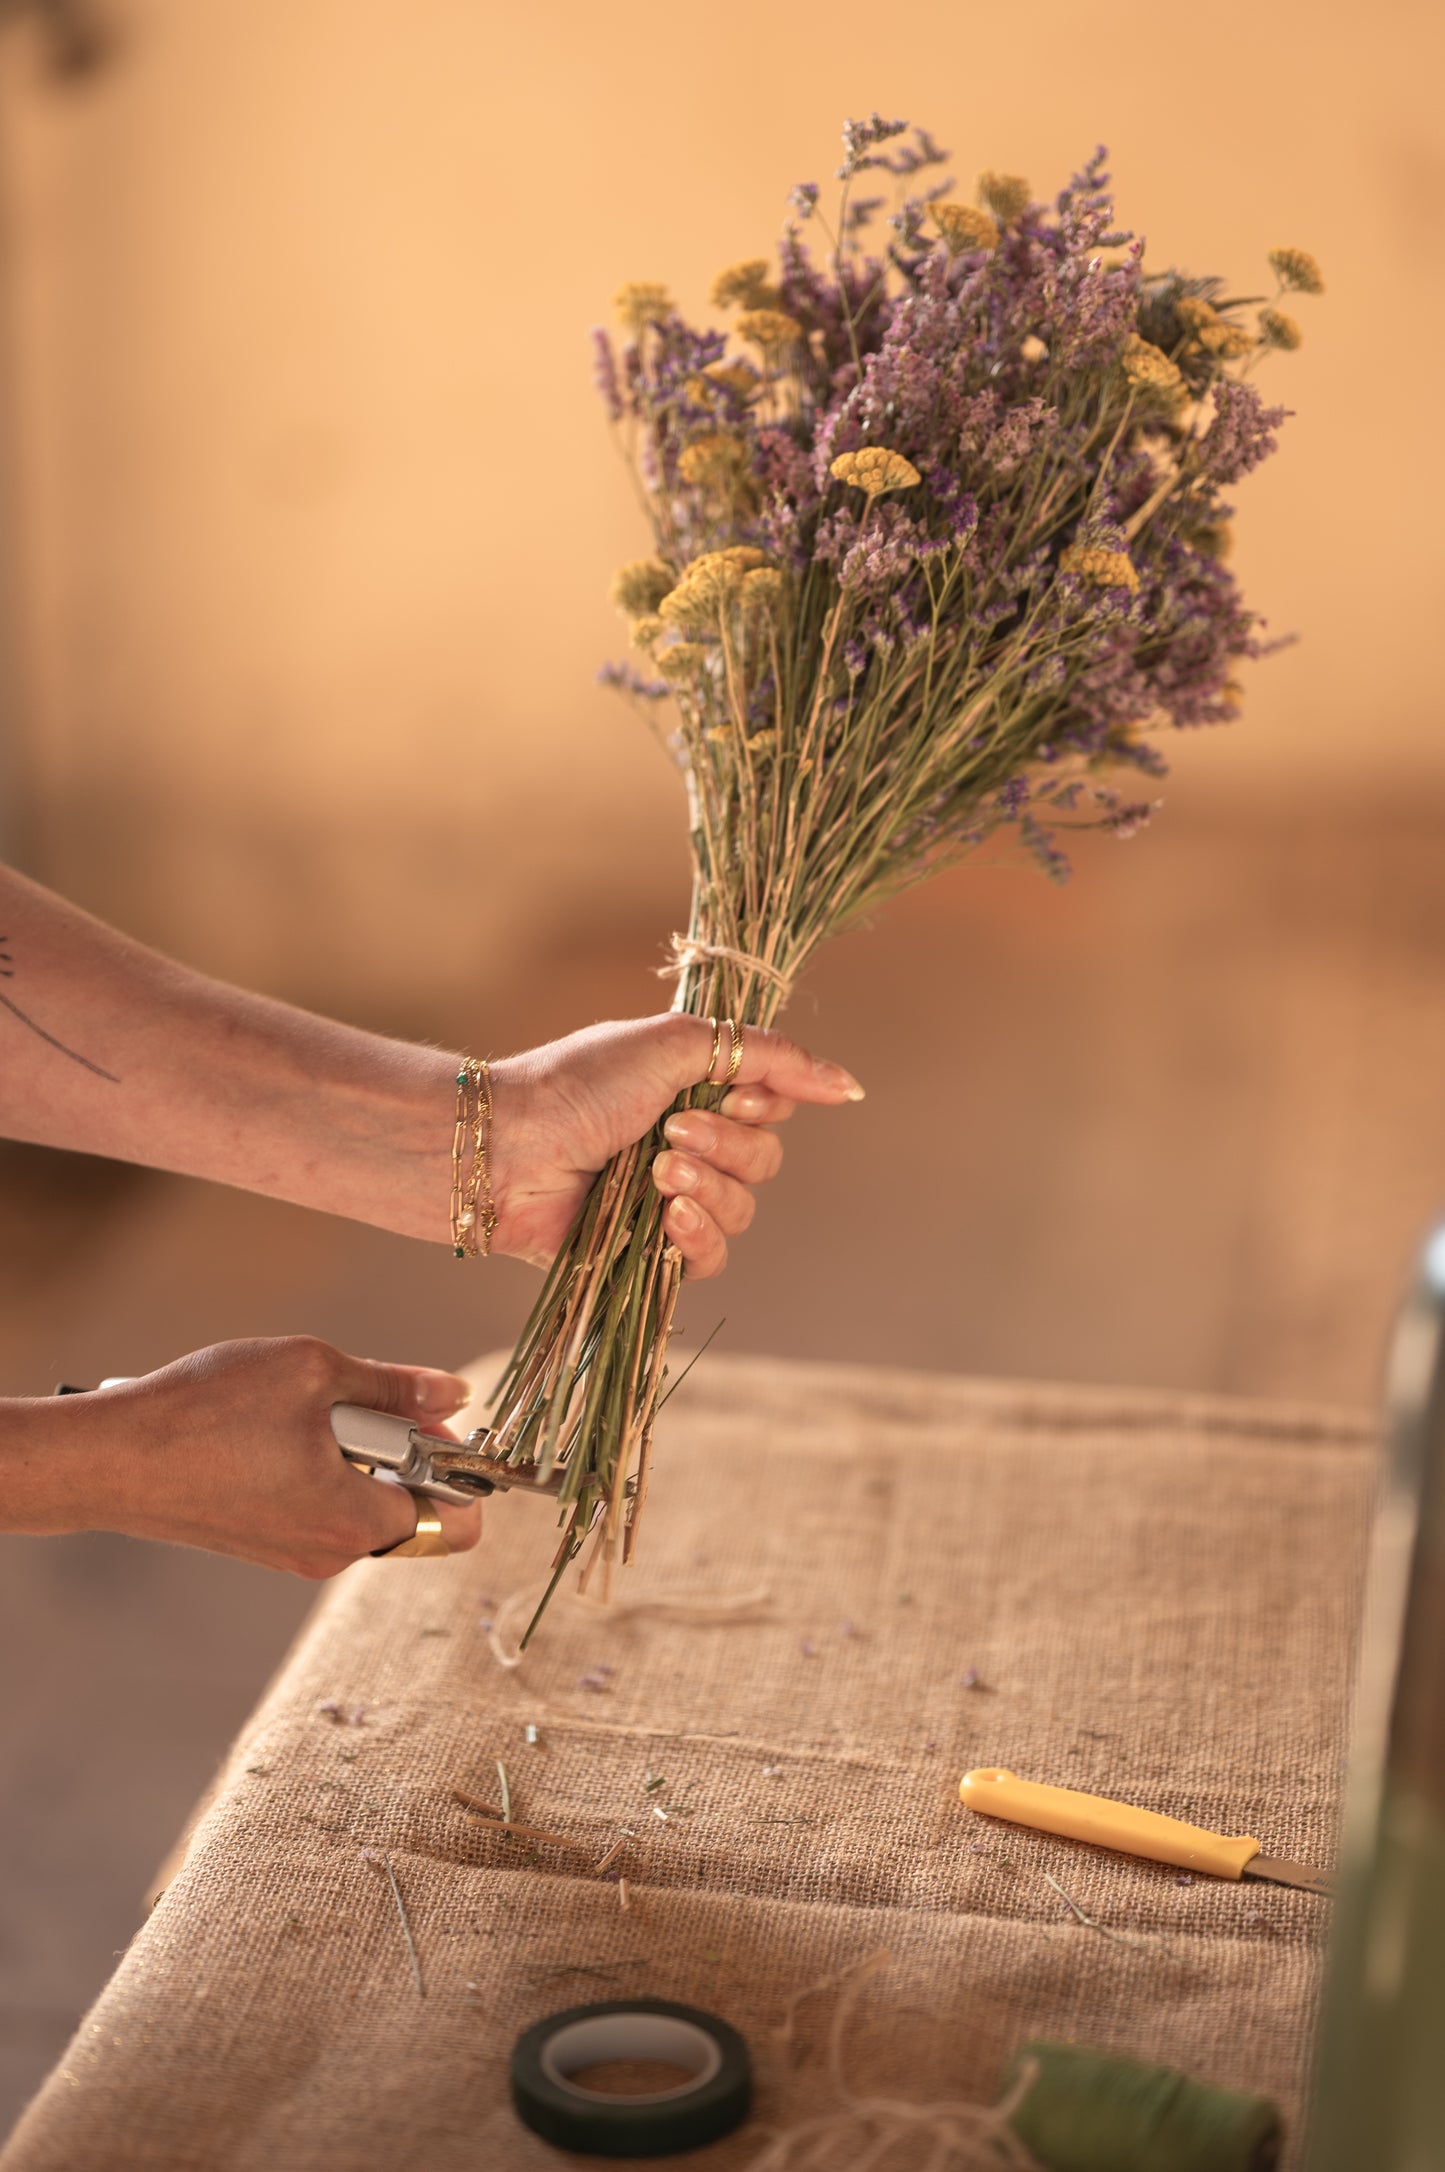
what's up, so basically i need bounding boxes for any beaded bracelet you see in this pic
[450,1057,497,1258]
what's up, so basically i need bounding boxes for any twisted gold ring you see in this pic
[372,1492,450,1559]
[702,1017,745,1089]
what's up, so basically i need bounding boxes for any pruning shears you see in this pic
[55,1380,564,1507]
[327,1403,565,1505]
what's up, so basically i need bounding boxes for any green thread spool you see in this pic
[1004,2040,1282,2172]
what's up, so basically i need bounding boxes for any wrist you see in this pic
[290,1036,463,1246]
[0,1393,121,1535]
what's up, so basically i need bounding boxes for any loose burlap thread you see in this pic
[1,1354,1377,2171]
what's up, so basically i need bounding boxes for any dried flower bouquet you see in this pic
[489,121,1321,1637]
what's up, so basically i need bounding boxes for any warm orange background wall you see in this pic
[0,0,1439,1019]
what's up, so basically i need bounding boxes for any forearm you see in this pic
[0,866,457,1242]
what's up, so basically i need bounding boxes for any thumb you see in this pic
[332,1354,474,1423]
[655,1015,865,1106]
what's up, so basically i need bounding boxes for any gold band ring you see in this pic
[703,1016,723,1085]
[723,1019,744,1086]
[372,1491,450,1559]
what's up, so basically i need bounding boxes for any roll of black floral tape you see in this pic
[510,1998,752,2157]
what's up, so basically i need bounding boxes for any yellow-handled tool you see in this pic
[959,1767,1332,1894]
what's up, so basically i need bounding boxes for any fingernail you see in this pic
[416,1373,471,1412]
[669,1197,701,1233]
[822,1062,866,1101]
[720,1088,765,1119]
[665,1113,715,1152]
[662,1153,699,1192]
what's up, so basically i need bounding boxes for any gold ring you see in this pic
[723,1019,744,1086]
[702,1016,724,1085]
[372,1491,450,1559]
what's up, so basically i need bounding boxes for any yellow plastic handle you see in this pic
[959,1767,1260,1879]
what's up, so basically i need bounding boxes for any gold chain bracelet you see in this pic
[450,1057,497,1258]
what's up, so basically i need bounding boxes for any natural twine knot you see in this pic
[658,934,796,1003]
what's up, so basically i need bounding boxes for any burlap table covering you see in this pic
[3,1353,1377,2171]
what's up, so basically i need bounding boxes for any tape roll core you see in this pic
[511,1998,751,2157]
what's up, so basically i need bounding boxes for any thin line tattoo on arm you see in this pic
[0,936,121,1083]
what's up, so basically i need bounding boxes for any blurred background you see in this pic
[1,0,1441,2132]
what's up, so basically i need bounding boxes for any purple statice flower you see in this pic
[757,427,817,508]
[788,181,820,219]
[590,328,622,423]
[1019,816,1072,885]
[816,501,933,599]
[837,112,909,180]
[844,194,887,235]
[1103,799,1163,839]
[776,227,889,386]
[1199,380,1289,486]
[885,129,950,179]
[597,661,669,702]
[927,468,979,541]
[840,117,949,183]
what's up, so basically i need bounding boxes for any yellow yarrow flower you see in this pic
[934,202,999,255]
[683,366,759,407]
[656,642,710,681]
[693,545,770,576]
[629,615,666,652]
[1195,320,1253,360]
[678,433,750,489]
[1120,334,1184,400]
[1258,307,1303,352]
[684,362,758,406]
[741,567,785,613]
[1060,544,1140,593]
[613,281,673,337]
[658,547,771,630]
[977,171,1030,223]
[829,447,922,496]
[736,308,803,350]
[611,557,675,618]
[1175,295,1220,333]
[707,362,758,398]
[1268,246,1324,296]
[711,260,778,311]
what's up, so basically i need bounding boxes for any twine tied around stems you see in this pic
[658,934,796,1002]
